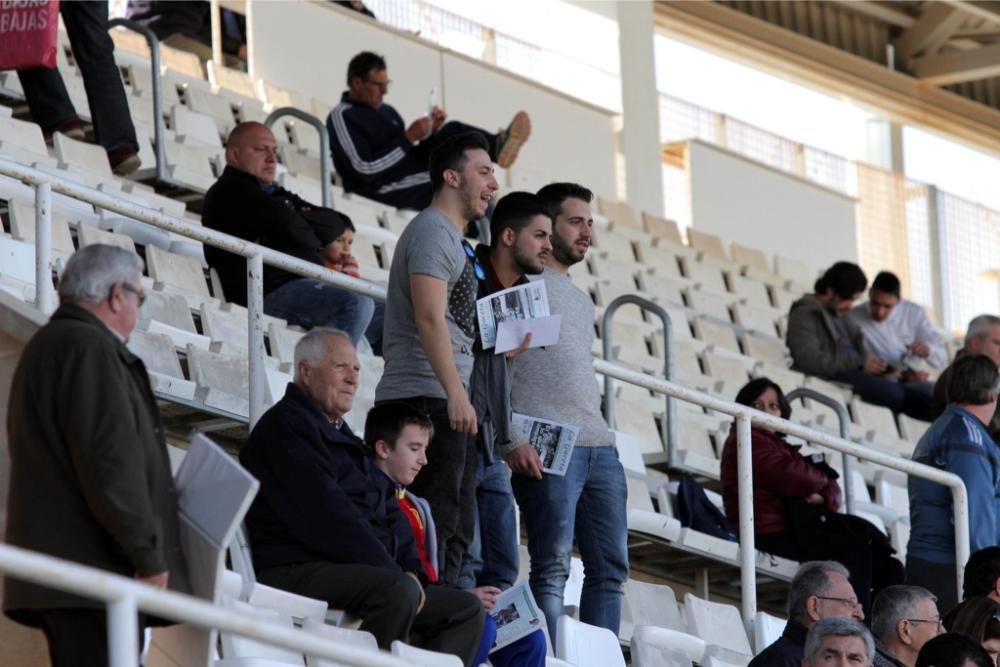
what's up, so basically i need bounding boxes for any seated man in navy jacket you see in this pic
[202,122,374,346]
[328,51,531,210]
[239,327,483,664]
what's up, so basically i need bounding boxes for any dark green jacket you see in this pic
[4,304,191,621]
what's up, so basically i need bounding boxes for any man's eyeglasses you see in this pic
[906,618,944,630]
[816,595,862,610]
[365,77,391,92]
[121,282,146,307]
[462,241,485,281]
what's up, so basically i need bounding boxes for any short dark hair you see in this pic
[964,547,1000,599]
[946,596,1000,645]
[347,51,386,85]
[734,377,791,420]
[536,182,593,221]
[815,262,867,300]
[363,403,434,451]
[489,191,552,249]
[946,354,1000,406]
[916,633,993,667]
[428,131,490,194]
[871,271,901,298]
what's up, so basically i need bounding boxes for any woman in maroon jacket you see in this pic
[721,378,903,618]
[720,377,842,559]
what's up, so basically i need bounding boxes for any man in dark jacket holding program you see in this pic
[239,327,483,664]
[4,244,191,665]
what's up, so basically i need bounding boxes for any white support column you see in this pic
[617,1,665,217]
[865,118,904,172]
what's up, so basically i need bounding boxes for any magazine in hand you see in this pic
[512,413,579,477]
[476,281,560,354]
[489,582,544,652]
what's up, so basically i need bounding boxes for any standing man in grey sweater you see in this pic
[507,182,629,643]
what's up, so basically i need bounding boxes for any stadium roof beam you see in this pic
[913,42,1000,85]
[654,0,1000,156]
[893,2,965,67]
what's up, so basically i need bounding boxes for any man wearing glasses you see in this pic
[4,244,191,665]
[375,132,498,586]
[872,586,944,667]
[752,561,865,667]
[328,51,530,210]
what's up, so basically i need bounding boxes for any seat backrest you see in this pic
[220,601,304,663]
[141,290,197,334]
[146,244,211,297]
[631,626,697,667]
[556,616,627,667]
[687,228,728,261]
[597,197,639,228]
[53,131,112,177]
[641,212,684,245]
[390,640,463,666]
[77,223,138,253]
[753,611,786,652]
[683,593,752,656]
[303,618,379,667]
[186,345,250,398]
[170,104,223,148]
[127,330,184,378]
[730,243,771,274]
[624,580,687,633]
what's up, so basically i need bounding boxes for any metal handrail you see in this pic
[108,19,167,183]
[593,356,970,636]
[600,294,677,465]
[0,155,969,643]
[786,387,856,515]
[0,542,409,667]
[265,107,334,208]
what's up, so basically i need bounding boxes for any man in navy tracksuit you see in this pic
[327,51,531,210]
[907,354,1000,612]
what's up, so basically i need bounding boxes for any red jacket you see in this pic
[720,425,841,535]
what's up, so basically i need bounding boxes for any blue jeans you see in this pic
[833,370,935,421]
[511,446,629,643]
[458,451,520,590]
[263,279,375,347]
[365,299,385,356]
[17,1,138,153]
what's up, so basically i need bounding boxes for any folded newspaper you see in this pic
[512,413,579,477]
[476,281,561,354]
[489,582,544,652]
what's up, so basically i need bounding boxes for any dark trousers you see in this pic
[17,1,138,153]
[833,371,935,421]
[32,608,146,667]
[362,121,500,211]
[376,396,477,586]
[906,556,958,613]
[257,561,484,665]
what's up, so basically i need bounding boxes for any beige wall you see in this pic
[0,331,48,666]
[248,1,618,198]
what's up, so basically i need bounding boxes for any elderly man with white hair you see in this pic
[239,328,484,665]
[4,244,192,666]
[803,617,875,667]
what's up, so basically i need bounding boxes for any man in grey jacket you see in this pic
[786,261,933,421]
[461,191,553,596]
[507,182,628,644]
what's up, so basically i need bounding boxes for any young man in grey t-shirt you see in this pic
[507,182,629,643]
[374,132,498,585]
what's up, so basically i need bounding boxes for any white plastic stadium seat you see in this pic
[631,626,697,667]
[683,593,753,658]
[621,581,705,662]
[556,616,626,667]
[390,641,462,666]
[753,611,787,653]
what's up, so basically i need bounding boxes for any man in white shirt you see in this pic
[848,271,948,375]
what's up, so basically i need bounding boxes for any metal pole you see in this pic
[248,254,266,428]
[600,294,676,464]
[736,412,757,637]
[33,180,54,313]
[210,0,224,66]
[953,484,970,597]
[264,107,333,208]
[785,387,855,515]
[108,19,166,183]
[106,595,139,667]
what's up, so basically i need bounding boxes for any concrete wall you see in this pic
[687,140,858,269]
[0,331,48,666]
[248,1,618,198]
